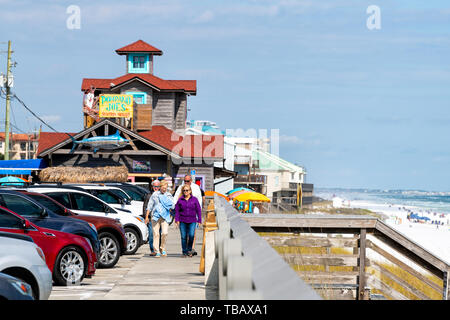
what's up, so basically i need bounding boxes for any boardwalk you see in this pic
[49,224,207,300]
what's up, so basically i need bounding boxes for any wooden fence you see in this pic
[242,214,450,300]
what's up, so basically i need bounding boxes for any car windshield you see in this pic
[0,194,43,217]
[116,186,145,201]
[108,189,132,201]
[91,190,121,204]
[27,194,69,216]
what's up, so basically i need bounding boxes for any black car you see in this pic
[0,190,100,261]
[103,183,149,202]
[0,272,34,300]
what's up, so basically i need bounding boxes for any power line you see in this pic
[11,92,75,141]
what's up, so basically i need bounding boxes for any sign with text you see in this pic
[99,94,133,118]
[132,160,151,173]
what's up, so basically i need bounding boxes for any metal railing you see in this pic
[207,195,322,300]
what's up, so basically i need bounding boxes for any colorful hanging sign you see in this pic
[132,160,151,173]
[99,94,134,118]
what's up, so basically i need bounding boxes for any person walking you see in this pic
[144,179,161,256]
[174,175,204,208]
[173,175,205,255]
[175,184,202,257]
[147,180,174,258]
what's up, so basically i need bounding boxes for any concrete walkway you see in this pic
[49,224,207,300]
[104,224,206,300]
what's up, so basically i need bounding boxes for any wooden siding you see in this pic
[134,104,152,131]
[152,92,175,130]
[175,93,187,132]
[174,165,214,191]
[118,81,154,105]
[99,81,185,132]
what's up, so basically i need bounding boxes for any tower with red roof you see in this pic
[81,40,196,133]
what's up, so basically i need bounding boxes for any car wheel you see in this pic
[53,246,86,286]
[98,232,120,268]
[124,228,140,255]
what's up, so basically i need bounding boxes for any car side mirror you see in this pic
[21,219,31,229]
[40,208,48,218]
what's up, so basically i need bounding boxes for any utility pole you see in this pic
[4,40,12,160]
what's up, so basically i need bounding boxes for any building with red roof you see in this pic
[81,39,196,132]
[0,132,39,160]
[36,41,229,190]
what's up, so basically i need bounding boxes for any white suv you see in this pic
[64,185,144,217]
[0,231,53,300]
[26,187,148,255]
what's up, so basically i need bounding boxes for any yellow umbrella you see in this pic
[234,192,271,203]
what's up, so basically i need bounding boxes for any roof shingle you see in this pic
[82,74,196,94]
[115,40,163,55]
[37,127,223,159]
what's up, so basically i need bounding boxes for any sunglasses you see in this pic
[183,189,190,192]
[184,180,191,183]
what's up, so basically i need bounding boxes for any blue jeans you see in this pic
[147,221,154,252]
[179,222,196,255]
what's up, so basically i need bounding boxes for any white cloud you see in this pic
[222,4,279,17]
[280,134,303,144]
[192,10,215,24]
[40,115,61,123]
[279,134,321,146]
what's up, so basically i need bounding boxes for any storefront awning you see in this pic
[214,166,237,178]
[0,159,47,175]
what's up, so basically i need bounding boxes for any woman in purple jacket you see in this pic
[175,184,202,257]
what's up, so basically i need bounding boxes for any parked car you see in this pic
[63,184,144,217]
[18,191,127,269]
[26,187,148,255]
[0,190,100,261]
[0,231,52,299]
[104,183,149,203]
[0,207,96,286]
[0,272,34,300]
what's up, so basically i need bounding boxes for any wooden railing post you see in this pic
[200,199,217,274]
[358,228,368,300]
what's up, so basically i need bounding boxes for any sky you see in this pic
[0,0,449,191]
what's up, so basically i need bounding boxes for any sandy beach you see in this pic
[346,199,450,264]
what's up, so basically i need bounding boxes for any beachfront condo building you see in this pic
[0,132,38,160]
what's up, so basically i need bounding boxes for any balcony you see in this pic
[234,174,267,184]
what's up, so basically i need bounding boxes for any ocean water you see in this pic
[315,188,450,215]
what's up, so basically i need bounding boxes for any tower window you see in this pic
[133,56,146,69]
[128,54,149,73]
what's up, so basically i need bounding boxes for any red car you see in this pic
[19,191,127,268]
[0,206,96,286]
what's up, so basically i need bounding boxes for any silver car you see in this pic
[0,231,53,300]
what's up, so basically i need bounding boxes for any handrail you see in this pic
[242,213,450,300]
[211,195,322,300]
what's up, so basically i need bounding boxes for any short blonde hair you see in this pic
[160,180,168,188]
